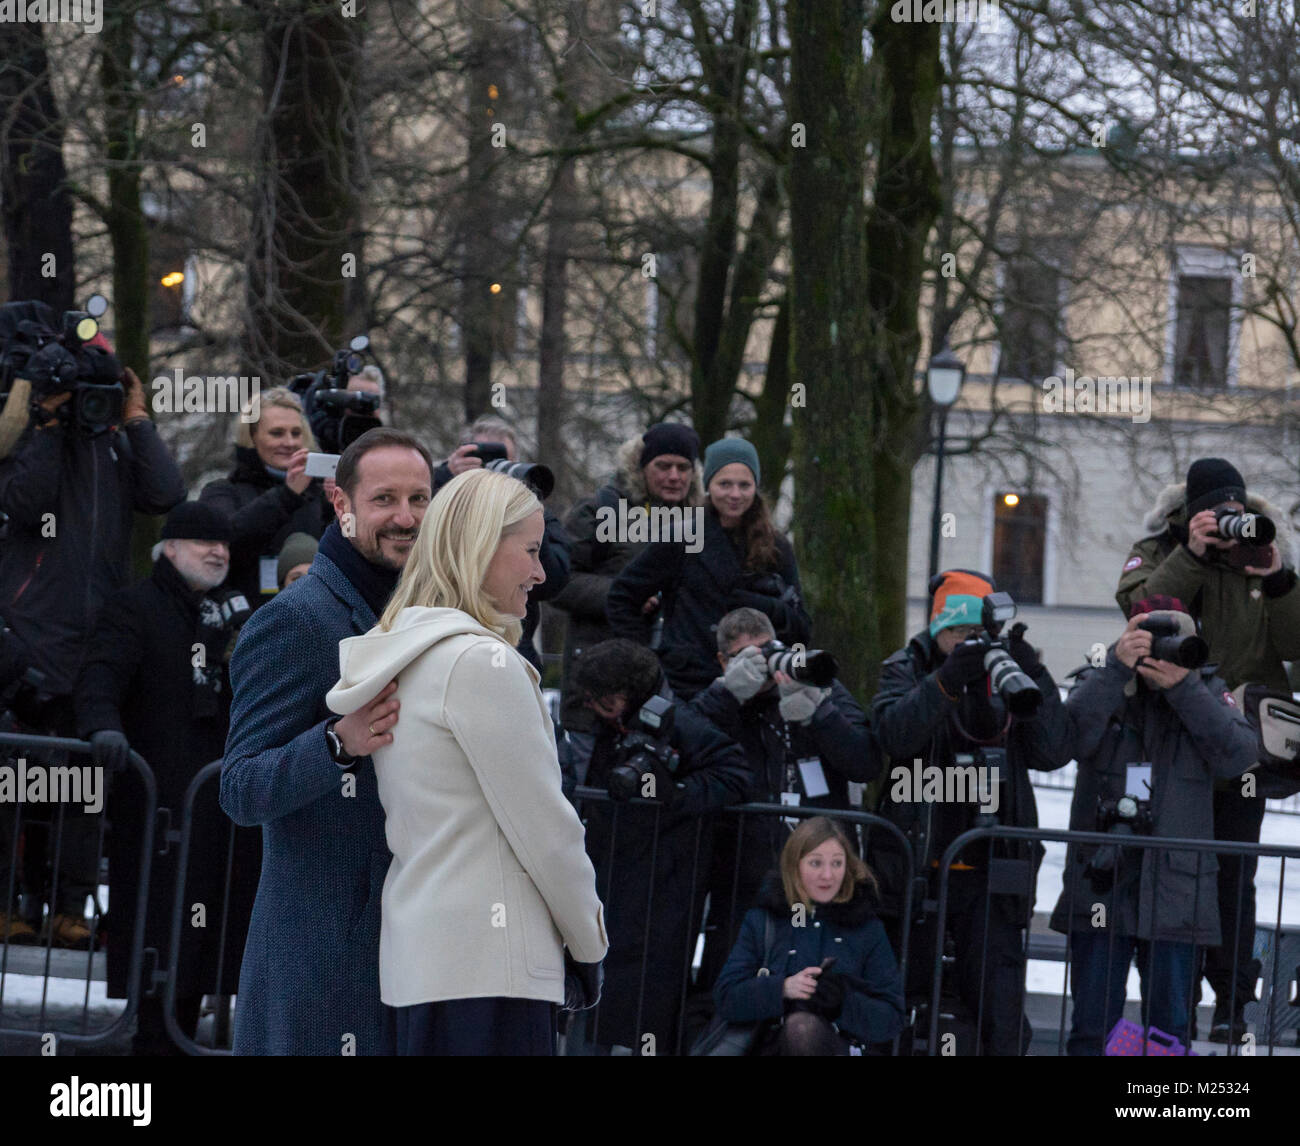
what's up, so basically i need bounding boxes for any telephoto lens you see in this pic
[484,458,554,500]
[981,646,1042,716]
[1215,508,1275,545]
[759,640,838,687]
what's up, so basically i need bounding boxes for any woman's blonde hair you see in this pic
[235,386,318,451]
[779,816,877,909]
[379,467,541,645]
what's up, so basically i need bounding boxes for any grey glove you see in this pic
[777,677,829,724]
[722,644,769,702]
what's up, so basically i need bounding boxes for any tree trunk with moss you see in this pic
[787,0,877,700]
[864,7,942,664]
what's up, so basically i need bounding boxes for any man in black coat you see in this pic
[0,354,184,948]
[871,569,1069,1055]
[566,639,752,1055]
[77,501,260,1054]
[689,607,881,987]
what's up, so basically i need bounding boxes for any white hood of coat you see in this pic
[326,606,515,715]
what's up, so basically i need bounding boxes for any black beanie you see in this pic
[640,422,700,468]
[160,500,233,543]
[1185,458,1246,517]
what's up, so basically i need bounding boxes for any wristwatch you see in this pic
[324,718,357,769]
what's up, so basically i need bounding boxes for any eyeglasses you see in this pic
[944,625,982,641]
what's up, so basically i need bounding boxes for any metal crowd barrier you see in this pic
[0,732,155,1051]
[927,825,1300,1056]
[569,785,914,1056]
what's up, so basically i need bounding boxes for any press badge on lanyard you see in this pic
[259,556,280,595]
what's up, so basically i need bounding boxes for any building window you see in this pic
[1172,274,1232,388]
[997,257,1060,383]
[992,491,1047,605]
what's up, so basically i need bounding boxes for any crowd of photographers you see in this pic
[0,296,1296,1056]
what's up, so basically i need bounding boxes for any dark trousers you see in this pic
[387,997,556,1056]
[1068,931,1195,1055]
[891,870,1031,1056]
[1200,788,1265,1008]
[698,815,777,990]
[133,992,202,1056]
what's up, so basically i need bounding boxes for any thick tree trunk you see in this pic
[0,23,74,311]
[247,0,364,380]
[787,0,877,699]
[865,7,943,661]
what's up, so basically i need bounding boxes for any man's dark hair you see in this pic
[336,427,434,497]
[573,639,662,710]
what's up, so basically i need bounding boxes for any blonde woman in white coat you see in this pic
[327,468,607,1055]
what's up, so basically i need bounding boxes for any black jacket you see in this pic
[870,629,1069,916]
[199,446,327,609]
[0,418,185,696]
[689,677,880,806]
[75,556,259,999]
[582,679,752,1051]
[605,506,811,699]
[551,436,704,732]
[713,873,906,1046]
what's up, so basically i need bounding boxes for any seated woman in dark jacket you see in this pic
[199,386,328,610]
[606,437,810,699]
[713,816,905,1055]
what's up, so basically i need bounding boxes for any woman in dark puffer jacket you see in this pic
[713,816,905,1055]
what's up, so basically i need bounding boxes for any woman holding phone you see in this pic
[712,816,905,1055]
[327,468,606,1055]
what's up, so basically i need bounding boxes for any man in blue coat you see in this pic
[220,428,434,1055]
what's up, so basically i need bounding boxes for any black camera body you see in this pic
[758,639,837,687]
[959,592,1042,716]
[1084,793,1154,893]
[1137,610,1208,669]
[606,694,681,802]
[0,298,124,435]
[288,334,382,454]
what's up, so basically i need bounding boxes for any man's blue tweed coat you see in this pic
[220,550,391,1055]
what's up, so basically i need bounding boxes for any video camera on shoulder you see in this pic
[0,295,124,436]
[1137,610,1208,668]
[607,694,681,802]
[958,591,1042,716]
[288,334,382,454]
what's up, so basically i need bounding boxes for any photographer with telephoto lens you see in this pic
[689,607,882,988]
[567,638,751,1055]
[871,569,1068,1055]
[1116,457,1300,1041]
[1050,596,1258,1055]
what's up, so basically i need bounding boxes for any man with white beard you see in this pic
[76,501,259,1054]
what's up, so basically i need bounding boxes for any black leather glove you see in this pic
[1006,622,1041,675]
[794,968,845,1020]
[935,639,987,693]
[562,950,604,1012]
[90,729,131,771]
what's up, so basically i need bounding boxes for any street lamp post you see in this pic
[926,344,966,584]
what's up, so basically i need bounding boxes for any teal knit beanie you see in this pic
[703,437,761,490]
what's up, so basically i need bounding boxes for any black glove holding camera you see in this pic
[936,639,987,694]
[1006,621,1041,675]
[562,950,604,1012]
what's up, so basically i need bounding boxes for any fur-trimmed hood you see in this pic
[610,434,705,506]
[1143,481,1294,557]
[756,870,879,928]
